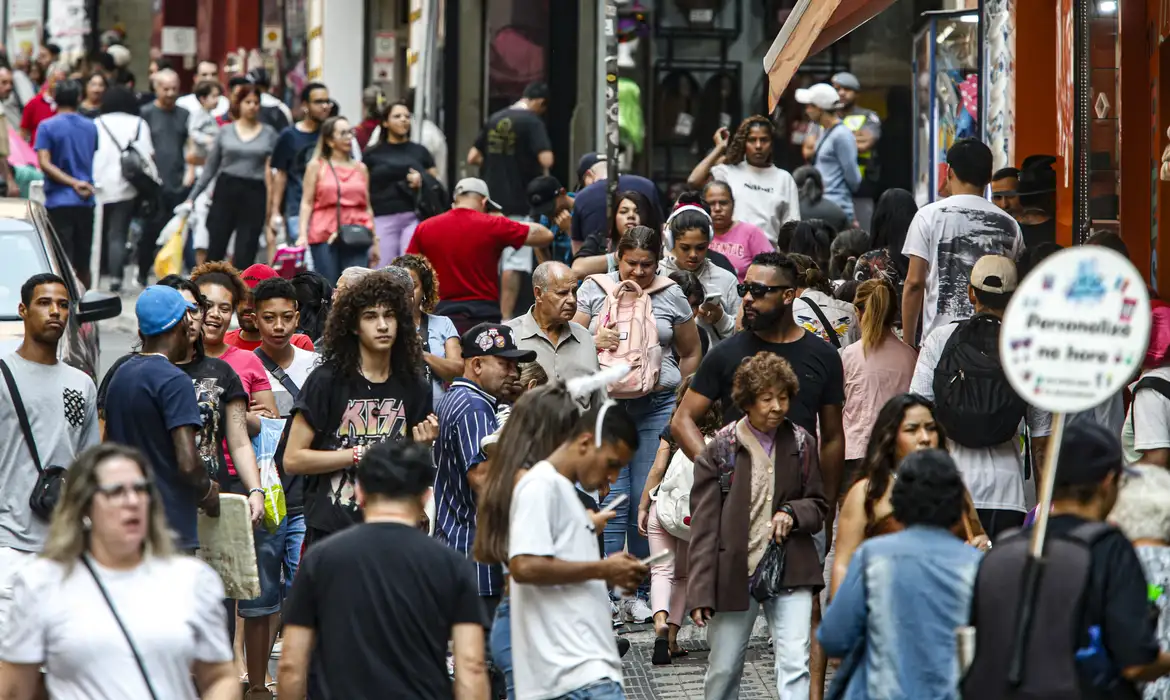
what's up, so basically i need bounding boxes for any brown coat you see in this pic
[687,419,828,614]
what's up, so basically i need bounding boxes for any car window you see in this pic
[0,226,50,320]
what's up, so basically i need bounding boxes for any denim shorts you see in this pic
[238,518,288,617]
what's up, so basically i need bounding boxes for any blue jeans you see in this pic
[283,513,305,598]
[601,390,676,596]
[489,596,515,699]
[554,680,625,699]
[310,242,371,285]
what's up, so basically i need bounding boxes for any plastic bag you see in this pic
[252,417,287,533]
[153,212,188,279]
[748,541,787,602]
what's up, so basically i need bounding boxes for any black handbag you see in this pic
[326,159,374,249]
[0,360,66,520]
[748,540,787,602]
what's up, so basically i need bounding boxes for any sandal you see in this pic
[671,647,689,658]
[652,637,672,666]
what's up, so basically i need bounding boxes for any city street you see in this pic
[95,288,143,384]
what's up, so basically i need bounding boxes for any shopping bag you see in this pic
[748,541,787,602]
[153,213,188,279]
[253,417,288,533]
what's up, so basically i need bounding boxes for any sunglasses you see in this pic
[736,282,791,298]
[95,480,151,501]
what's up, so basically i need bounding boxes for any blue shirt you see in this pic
[35,112,98,209]
[102,354,203,550]
[434,378,500,596]
[813,122,862,221]
[421,313,459,410]
[271,124,321,219]
[571,174,662,242]
[818,525,982,700]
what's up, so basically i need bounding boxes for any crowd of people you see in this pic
[0,61,1170,700]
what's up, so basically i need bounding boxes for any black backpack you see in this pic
[99,118,161,211]
[932,314,1027,448]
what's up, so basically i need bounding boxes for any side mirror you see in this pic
[75,290,122,325]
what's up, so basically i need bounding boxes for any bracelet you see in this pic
[202,481,215,500]
[353,445,365,466]
[248,487,264,497]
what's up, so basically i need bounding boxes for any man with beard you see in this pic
[505,261,598,386]
[225,264,316,352]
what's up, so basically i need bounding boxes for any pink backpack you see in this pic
[272,245,307,279]
[588,273,675,399]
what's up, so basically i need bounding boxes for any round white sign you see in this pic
[1000,246,1151,414]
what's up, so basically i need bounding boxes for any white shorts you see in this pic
[500,216,534,273]
[0,547,37,636]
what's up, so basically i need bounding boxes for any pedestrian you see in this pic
[295,115,376,282]
[571,189,661,276]
[226,264,315,352]
[659,198,741,346]
[138,68,190,285]
[245,68,291,133]
[526,175,574,265]
[0,443,238,699]
[829,228,870,283]
[282,272,436,547]
[365,100,436,261]
[809,72,882,230]
[93,85,153,293]
[35,78,98,289]
[991,166,1022,218]
[21,62,66,145]
[688,352,828,700]
[268,82,331,246]
[505,260,599,386]
[392,254,463,409]
[467,82,554,320]
[78,72,106,118]
[687,116,801,245]
[177,61,230,118]
[909,255,1051,539]
[101,285,220,552]
[853,188,917,312]
[819,449,982,700]
[901,138,1023,347]
[796,82,861,226]
[0,67,25,136]
[290,270,333,343]
[406,178,552,333]
[668,270,712,357]
[574,225,702,621]
[571,153,662,249]
[509,399,647,700]
[703,180,776,283]
[789,252,859,349]
[277,440,490,700]
[792,166,850,234]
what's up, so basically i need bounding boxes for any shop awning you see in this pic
[764,0,899,111]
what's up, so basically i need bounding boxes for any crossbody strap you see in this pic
[0,360,42,473]
[254,348,300,399]
[812,122,843,165]
[81,557,160,700]
[800,297,841,348]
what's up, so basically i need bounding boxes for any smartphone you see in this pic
[599,493,628,513]
[641,550,674,566]
[704,291,723,305]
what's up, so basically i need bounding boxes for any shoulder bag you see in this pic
[82,556,160,700]
[326,159,374,249]
[801,297,841,349]
[0,360,66,520]
[254,348,301,398]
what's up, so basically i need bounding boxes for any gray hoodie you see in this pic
[659,256,740,345]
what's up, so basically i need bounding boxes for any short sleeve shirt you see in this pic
[271,125,322,218]
[1123,366,1170,465]
[35,113,98,209]
[140,103,190,190]
[406,208,530,303]
[421,313,459,409]
[473,107,551,215]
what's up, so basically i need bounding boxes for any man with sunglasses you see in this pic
[269,82,334,245]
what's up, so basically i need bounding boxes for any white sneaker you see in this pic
[611,600,624,628]
[622,597,654,624]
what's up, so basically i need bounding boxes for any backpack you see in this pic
[99,118,160,208]
[655,439,706,540]
[587,273,675,399]
[932,314,1027,448]
[961,521,1115,699]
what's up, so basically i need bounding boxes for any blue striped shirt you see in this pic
[434,378,501,596]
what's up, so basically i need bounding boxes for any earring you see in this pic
[81,516,92,531]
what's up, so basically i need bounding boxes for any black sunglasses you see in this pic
[736,282,791,298]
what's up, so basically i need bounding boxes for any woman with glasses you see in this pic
[365,101,437,263]
[0,444,237,699]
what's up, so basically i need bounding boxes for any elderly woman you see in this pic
[688,352,827,699]
[393,254,462,410]
[0,444,237,699]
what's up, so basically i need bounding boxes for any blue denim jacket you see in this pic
[818,526,982,700]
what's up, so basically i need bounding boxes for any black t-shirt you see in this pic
[365,141,436,216]
[283,521,487,699]
[690,329,844,434]
[1021,217,1057,250]
[473,107,551,216]
[178,356,248,489]
[292,361,430,534]
[571,174,663,242]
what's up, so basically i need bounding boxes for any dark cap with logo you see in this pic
[527,175,565,219]
[1054,422,1130,488]
[460,323,537,361]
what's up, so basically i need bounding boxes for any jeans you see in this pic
[602,390,675,595]
[553,680,626,700]
[283,513,305,598]
[489,596,515,700]
[310,241,371,285]
[647,503,688,626]
[704,590,814,700]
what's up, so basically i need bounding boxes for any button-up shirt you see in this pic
[435,377,501,596]
[506,308,599,385]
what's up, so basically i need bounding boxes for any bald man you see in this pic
[505,261,598,385]
[138,68,192,285]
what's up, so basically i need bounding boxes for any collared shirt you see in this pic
[435,378,502,596]
[506,309,599,385]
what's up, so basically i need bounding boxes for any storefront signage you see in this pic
[374,31,396,60]
[306,0,324,81]
[161,27,197,57]
[1000,247,1151,413]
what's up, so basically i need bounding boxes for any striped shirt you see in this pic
[435,378,501,596]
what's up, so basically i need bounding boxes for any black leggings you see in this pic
[205,172,267,267]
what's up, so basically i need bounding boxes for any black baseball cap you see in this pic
[1053,422,1131,488]
[528,175,565,219]
[460,323,537,362]
[577,152,606,186]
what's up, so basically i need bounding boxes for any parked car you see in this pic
[0,199,121,378]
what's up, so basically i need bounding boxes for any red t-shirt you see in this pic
[406,209,529,302]
[225,329,316,352]
[217,345,273,476]
[21,93,56,146]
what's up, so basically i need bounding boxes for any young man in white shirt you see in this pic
[687,116,801,245]
[508,402,647,700]
[901,138,1023,346]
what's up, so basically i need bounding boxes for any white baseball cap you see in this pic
[795,83,843,111]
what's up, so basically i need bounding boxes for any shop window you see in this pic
[484,0,549,116]
[1087,0,1119,228]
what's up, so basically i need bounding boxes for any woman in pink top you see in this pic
[841,278,918,484]
[702,180,775,282]
[296,116,377,284]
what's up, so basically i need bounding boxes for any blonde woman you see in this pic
[0,444,237,700]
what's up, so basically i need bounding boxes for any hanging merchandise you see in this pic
[655,70,702,148]
[674,0,728,27]
[695,72,742,148]
[618,78,646,157]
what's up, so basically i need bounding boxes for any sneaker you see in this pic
[621,597,654,624]
[611,601,624,628]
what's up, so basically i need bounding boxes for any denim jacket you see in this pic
[818,526,982,700]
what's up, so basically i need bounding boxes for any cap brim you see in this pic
[486,198,504,212]
[530,200,557,219]
[498,349,538,362]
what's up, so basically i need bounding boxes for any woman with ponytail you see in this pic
[788,252,859,349]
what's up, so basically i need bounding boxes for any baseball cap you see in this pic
[576,152,606,185]
[460,323,537,362]
[1053,422,1131,488]
[969,255,1018,295]
[831,72,861,92]
[136,285,196,337]
[794,83,842,111]
[453,178,502,212]
[240,264,278,290]
[527,175,565,219]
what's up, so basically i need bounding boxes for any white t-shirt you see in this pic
[901,193,1023,338]
[910,323,1052,511]
[0,555,232,700]
[261,346,319,417]
[710,162,801,244]
[1123,367,1170,465]
[93,114,155,204]
[509,461,621,700]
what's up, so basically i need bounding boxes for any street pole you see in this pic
[604,0,619,232]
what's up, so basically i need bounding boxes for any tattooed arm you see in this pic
[226,399,265,524]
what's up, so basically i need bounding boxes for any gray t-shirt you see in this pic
[0,353,99,552]
[576,272,694,391]
[140,103,190,191]
[190,122,279,201]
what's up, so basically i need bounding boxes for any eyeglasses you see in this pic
[335,129,354,138]
[309,99,332,105]
[736,282,791,298]
[95,480,151,502]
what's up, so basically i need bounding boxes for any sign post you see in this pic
[998,246,1150,684]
